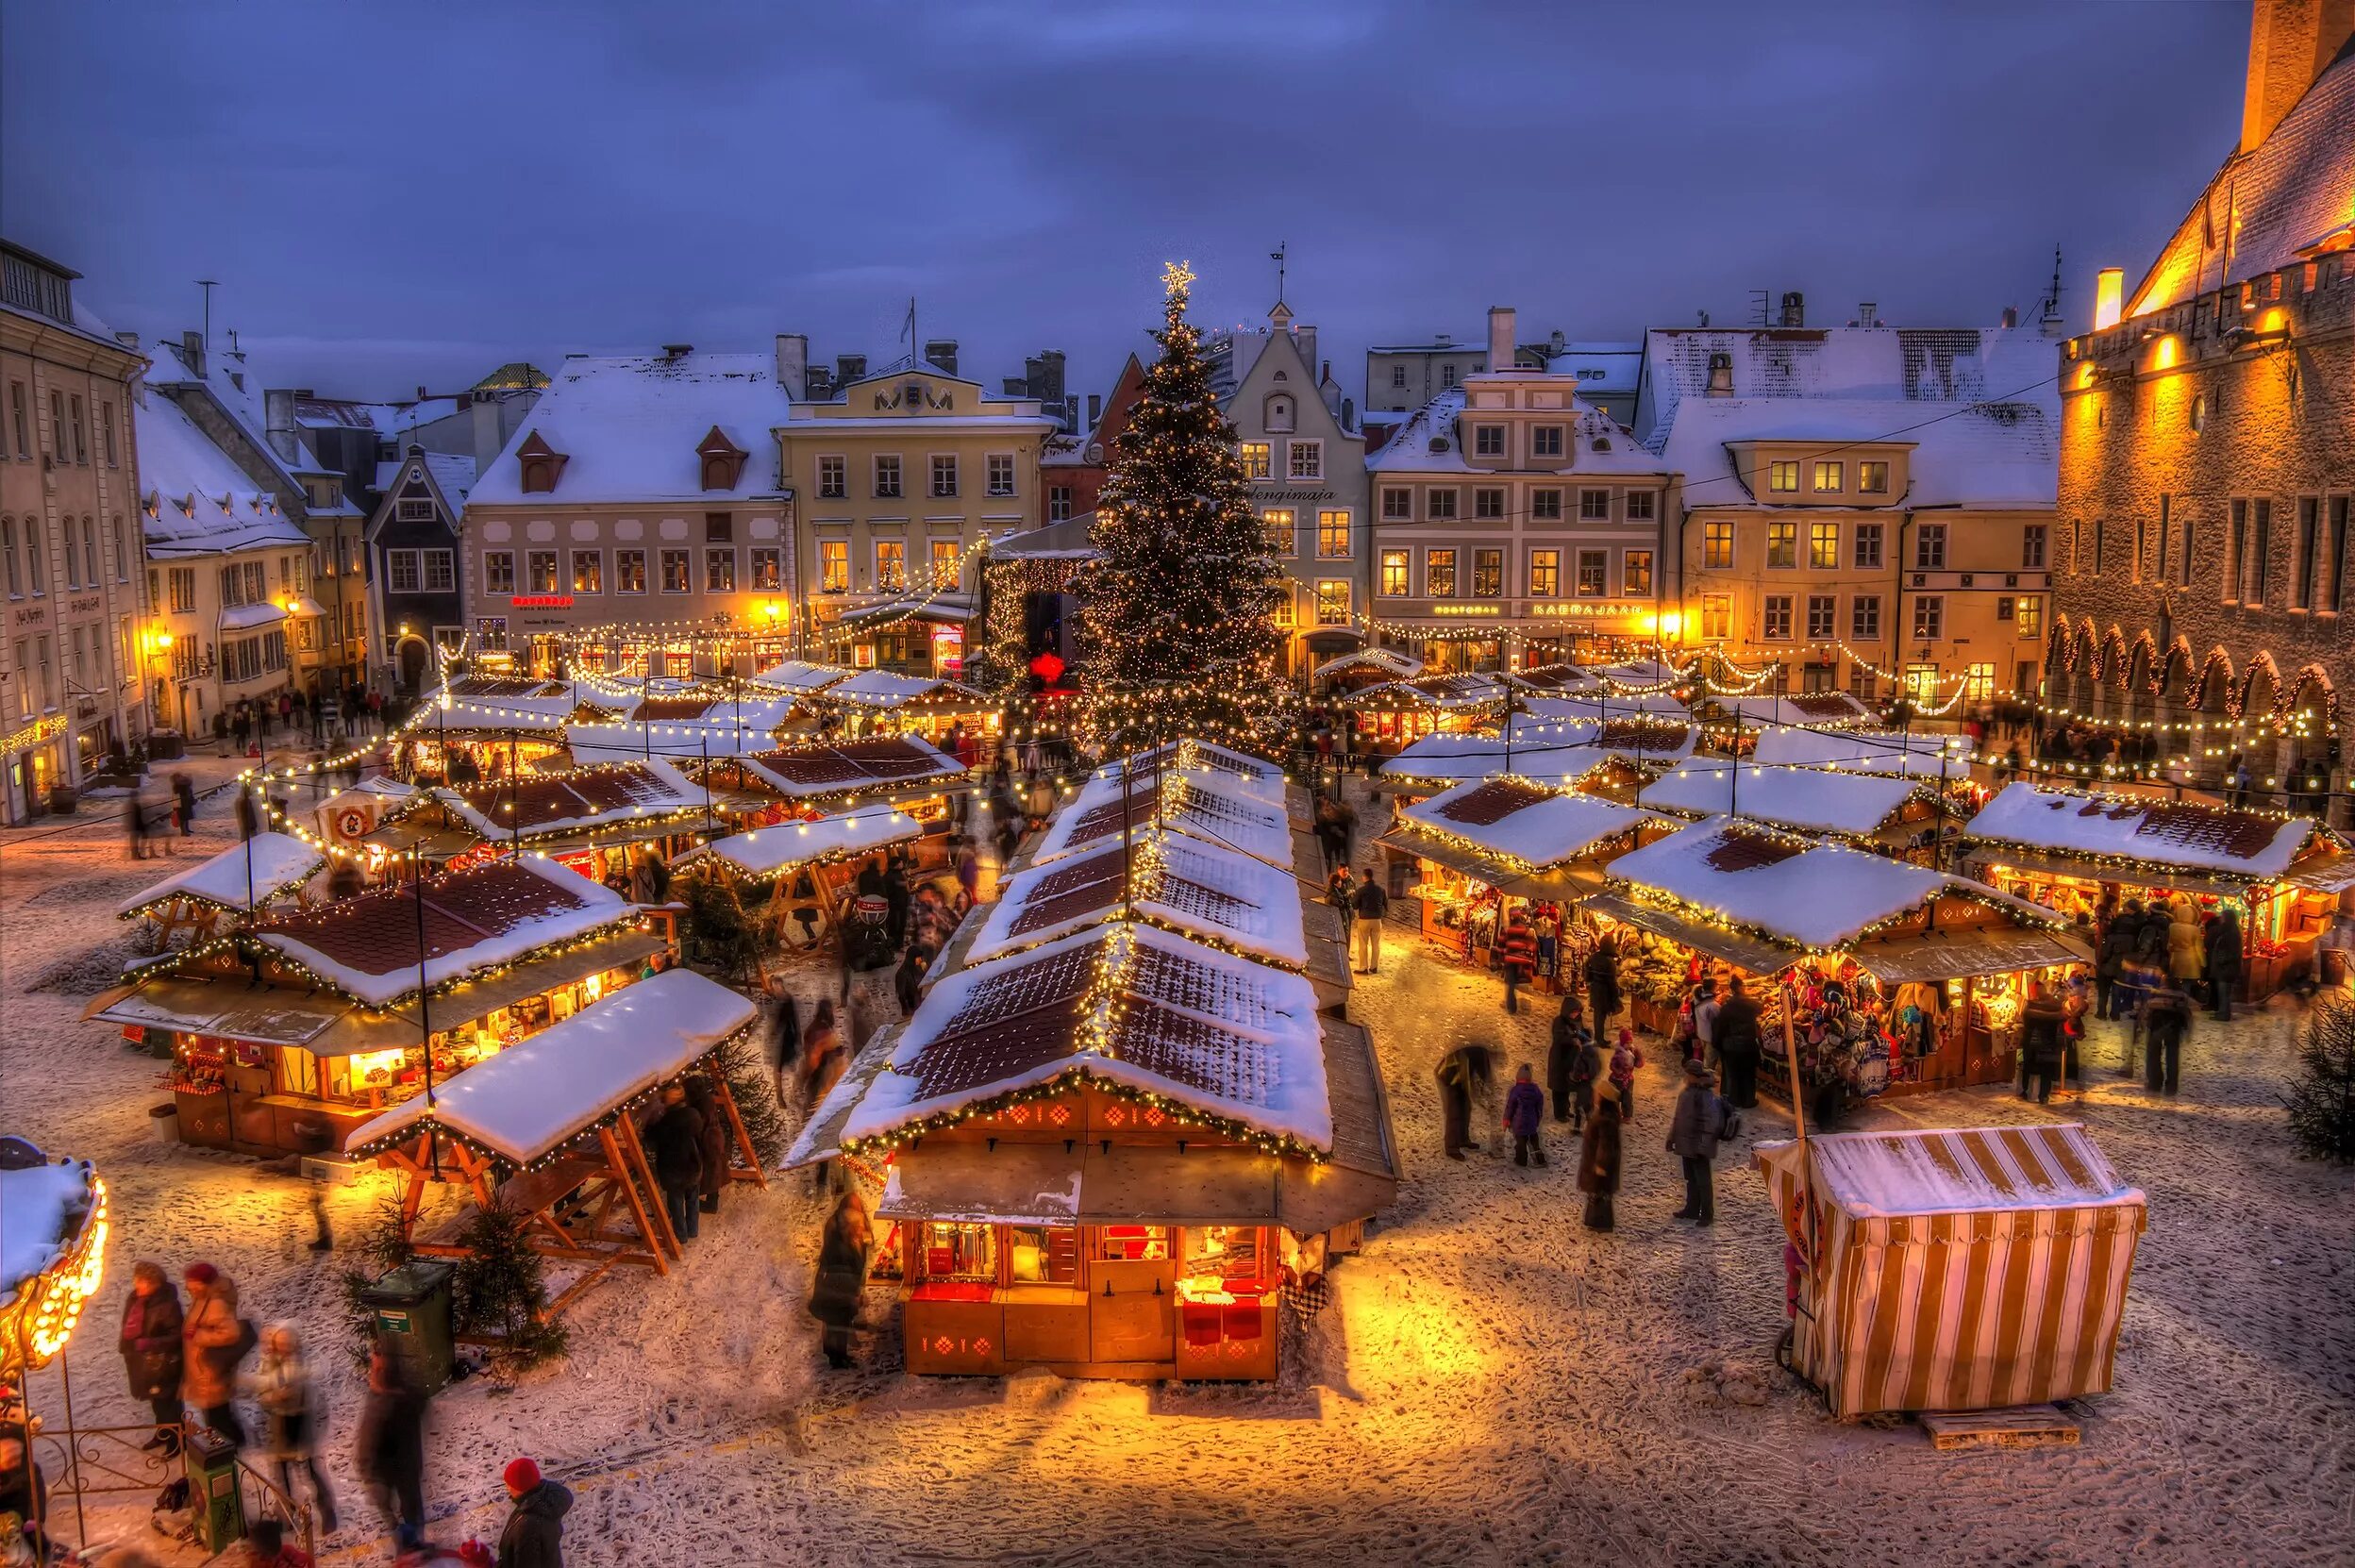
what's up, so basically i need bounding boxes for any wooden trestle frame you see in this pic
[372,1047,768,1317]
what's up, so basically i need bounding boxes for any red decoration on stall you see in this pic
[1028,651,1066,685]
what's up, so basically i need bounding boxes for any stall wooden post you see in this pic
[599,1124,673,1274]
[614,1114,682,1261]
[1780,990,1808,1144]
[702,1051,768,1188]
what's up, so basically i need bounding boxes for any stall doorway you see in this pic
[1089,1226,1173,1364]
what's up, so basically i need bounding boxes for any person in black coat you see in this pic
[1434,1045,1492,1160]
[498,1456,573,1568]
[2205,906,2243,1022]
[645,1083,706,1244]
[1576,1093,1623,1231]
[809,1190,874,1369]
[2018,983,2068,1103]
[118,1262,184,1453]
[1583,938,1622,1027]
[1545,997,1589,1124]
[1711,976,1763,1109]
[894,945,930,1016]
[355,1341,426,1555]
[686,1076,728,1215]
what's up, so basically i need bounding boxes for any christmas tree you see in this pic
[2287,993,2355,1163]
[1076,262,1295,756]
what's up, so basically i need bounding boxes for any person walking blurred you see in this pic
[354,1340,426,1556]
[179,1263,251,1447]
[809,1189,874,1370]
[1577,1092,1623,1232]
[249,1325,338,1535]
[117,1262,183,1456]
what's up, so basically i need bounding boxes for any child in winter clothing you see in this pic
[1608,1028,1645,1124]
[1502,1064,1546,1167]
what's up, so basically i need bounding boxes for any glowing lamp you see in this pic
[2093,267,2124,330]
[0,1155,109,1376]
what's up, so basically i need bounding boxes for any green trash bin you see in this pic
[185,1426,245,1554]
[359,1259,456,1395]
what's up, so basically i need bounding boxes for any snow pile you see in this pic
[1637,759,1922,837]
[677,809,922,880]
[1965,780,2322,879]
[0,1159,94,1306]
[115,832,323,915]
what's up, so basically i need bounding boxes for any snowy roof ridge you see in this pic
[1399,776,1658,867]
[469,351,791,507]
[133,394,311,557]
[1636,759,1929,838]
[675,806,923,881]
[967,824,1310,971]
[117,832,324,917]
[1963,780,2327,880]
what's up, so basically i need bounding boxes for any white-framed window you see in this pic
[1769,459,1799,492]
[1381,487,1411,520]
[1575,549,1607,597]
[750,545,783,591]
[817,455,846,499]
[1704,521,1733,569]
[1314,578,1350,626]
[1622,549,1653,595]
[1428,489,1459,521]
[1912,595,1944,640]
[1379,549,1409,596]
[1806,594,1836,640]
[1261,508,1295,557]
[875,540,906,590]
[1391,364,1407,388]
[2022,524,2047,568]
[1474,425,1506,457]
[1047,485,1072,523]
[873,454,902,499]
[1624,490,1655,522]
[819,540,849,592]
[1853,523,1884,569]
[396,498,436,523]
[660,548,691,592]
[1914,524,1947,569]
[1702,593,1731,640]
[474,615,509,653]
[929,540,960,587]
[1810,522,1840,570]
[1316,509,1351,559]
[1475,488,1505,520]
[1531,488,1562,521]
[615,549,646,593]
[1426,548,1457,596]
[1528,549,1560,597]
[1851,594,1880,639]
[987,453,1016,497]
[929,454,959,498]
[1531,425,1564,459]
[1766,521,1797,569]
[1762,594,1794,639]
[388,550,421,593]
[1240,442,1271,479]
[1287,440,1323,480]
[571,549,602,594]
[484,551,515,594]
[1441,363,1458,388]
[1473,548,1504,597]
[526,550,559,593]
[423,549,455,592]
[1812,460,1844,493]
[1579,489,1610,521]
[2014,596,2043,639]
[1858,460,1889,494]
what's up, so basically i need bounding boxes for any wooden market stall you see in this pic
[1378,715,1699,802]
[674,806,925,951]
[1311,646,1424,698]
[815,670,998,749]
[687,735,971,863]
[1636,759,1944,859]
[1593,817,2090,1099]
[115,832,325,948]
[563,692,802,766]
[789,918,1396,1381]
[398,675,581,781]
[1344,672,1507,756]
[88,859,672,1159]
[1962,781,2349,1001]
[367,758,715,883]
[1756,1124,2146,1420]
[1377,776,1669,968]
[1028,756,1294,870]
[345,968,763,1311]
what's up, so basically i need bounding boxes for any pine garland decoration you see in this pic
[1075,262,1295,756]
[2286,993,2355,1164]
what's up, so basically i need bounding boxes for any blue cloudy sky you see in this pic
[3,0,2250,402]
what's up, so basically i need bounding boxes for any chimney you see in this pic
[1087,392,1102,427]
[1706,352,1735,397]
[2000,306,2019,330]
[1001,377,1027,396]
[923,339,959,376]
[836,353,866,385]
[417,385,429,401]
[1486,307,1515,370]
[2243,0,2355,152]
[1779,292,1805,327]
[1296,324,1317,374]
[775,333,808,400]
[180,329,205,379]
[806,365,836,400]
[1859,301,1879,327]
[114,329,139,350]
[1548,329,1566,355]
[661,343,693,359]
[1063,394,1078,430]
[263,389,301,466]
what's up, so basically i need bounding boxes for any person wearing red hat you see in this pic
[497,1456,572,1568]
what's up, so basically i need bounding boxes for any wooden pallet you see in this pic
[1920,1405,2080,1450]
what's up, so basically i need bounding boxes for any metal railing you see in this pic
[27,1421,314,1561]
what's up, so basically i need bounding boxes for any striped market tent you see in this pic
[1756,1124,2146,1420]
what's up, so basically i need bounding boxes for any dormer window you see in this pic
[1265,394,1295,434]
[515,429,568,494]
[697,425,749,492]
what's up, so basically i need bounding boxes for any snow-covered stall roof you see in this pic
[1637,759,1927,838]
[676,806,922,881]
[1387,719,1697,792]
[1315,647,1424,682]
[565,697,797,763]
[1032,766,1293,868]
[1512,713,1700,764]
[1516,691,1692,721]
[1399,777,1656,868]
[727,736,966,800]
[1963,781,2326,882]
[968,827,1308,969]
[818,669,990,710]
[245,857,633,1008]
[839,921,1332,1154]
[345,969,756,1165]
[415,759,709,843]
[1345,672,1507,712]
[409,675,582,736]
[1092,740,1287,806]
[1605,817,2032,951]
[117,832,323,917]
[0,1157,97,1309]
[1750,725,1971,778]
[1506,663,1606,694]
[1770,1122,2142,1218]
[751,659,853,697]
[1707,691,1880,727]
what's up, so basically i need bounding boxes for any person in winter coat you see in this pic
[1711,976,1762,1109]
[179,1263,249,1446]
[1583,938,1622,1027]
[1495,910,1537,1015]
[1545,998,1590,1124]
[770,988,804,1108]
[2096,901,2143,1019]
[2141,979,2196,1094]
[808,1189,874,1369]
[1502,1064,1546,1167]
[1608,1029,1645,1124]
[2205,906,2243,1021]
[1350,870,1388,975]
[685,1076,728,1215]
[248,1325,338,1535]
[354,1340,426,1555]
[174,772,197,837]
[1434,1046,1488,1160]
[2168,901,2207,998]
[645,1083,706,1243]
[1667,1062,1732,1225]
[497,1457,572,1568]
[2018,982,2068,1104]
[118,1261,184,1454]
[894,945,929,1016]
[1576,1092,1624,1232]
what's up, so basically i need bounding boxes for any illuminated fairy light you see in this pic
[3,1169,108,1373]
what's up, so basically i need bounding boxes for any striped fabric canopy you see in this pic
[1757,1125,2146,1420]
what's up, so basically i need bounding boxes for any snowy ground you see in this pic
[3,766,2351,1566]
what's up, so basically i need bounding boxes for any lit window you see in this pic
[1472,548,1503,597]
[1623,549,1653,594]
[615,550,646,593]
[571,550,602,594]
[1702,593,1731,640]
[706,548,736,592]
[1528,549,1560,597]
[1809,522,1839,569]
[1426,549,1457,596]
[526,550,558,593]
[1379,549,1409,596]
[820,541,849,592]
[752,546,784,591]
[1575,549,1606,597]
[1766,521,1796,569]
[1239,442,1271,479]
[930,540,960,587]
[1769,459,1799,492]
[1812,460,1843,492]
[1704,521,1733,569]
[1315,579,1350,626]
[2014,596,2042,639]
[1316,509,1351,559]
[1261,509,1294,556]
[875,541,906,590]
[1857,460,1889,494]
[660,548,691,592]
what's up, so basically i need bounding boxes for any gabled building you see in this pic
[365,444,476,692]
[1213,300,1366,676]
[1366,308,1674,672]
[1642,309,2059,706]
[0,240,149,819]
[1039,354,1146,526]
[2051,0,2355,808]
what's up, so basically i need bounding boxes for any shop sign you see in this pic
[10,603,47,630]
[509,595,575,609]
[68,594,102,616]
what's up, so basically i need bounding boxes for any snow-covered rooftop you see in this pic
[1964,781,2326,881]
[1365,389,1667,477]
[1659,395,2058,511]
[117,831,323,916]
[675,806,922,881]
[565,696,797,764]
[1345,672,1508,712]
[1092,740,1287,807]
[841,921,1331,1153]
[417,758,708,843]
[1400,777,1655,867]
[373,452,477,512]
[968,827,1308,970]
[750,660,853,697]
[1760,1123,2141,1220]
[133,394,310,558]
[1751,725,1971,777]
[1637,759,1925,838]
[144,337,345,493]
[347,968,755,1165]
[1706,691,1881,727]
[1032,766,1294,868]
[727,736,966,800]
[819,670,988,709]
[469,352,790,507]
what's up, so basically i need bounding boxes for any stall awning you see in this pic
[1849,926,2095,985]
[877,1143,1084,1225]
[86,978,344,1047]
[302,928,672,1056]
[1582,892,1799,976]
[1964,844,2259,897]
[1376,828,1608,902]
[874,1142,1392,1232]
[2280,854,2355,893]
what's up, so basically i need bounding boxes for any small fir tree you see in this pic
[452,1199,568,1378]
[2286,994,2355,1163]
[1075,262,1295,756]
[680,869,760,985]
[718,1033,791,1167]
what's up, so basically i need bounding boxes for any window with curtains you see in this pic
[1528,549,1559,597]
[1379,550,1408,596]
